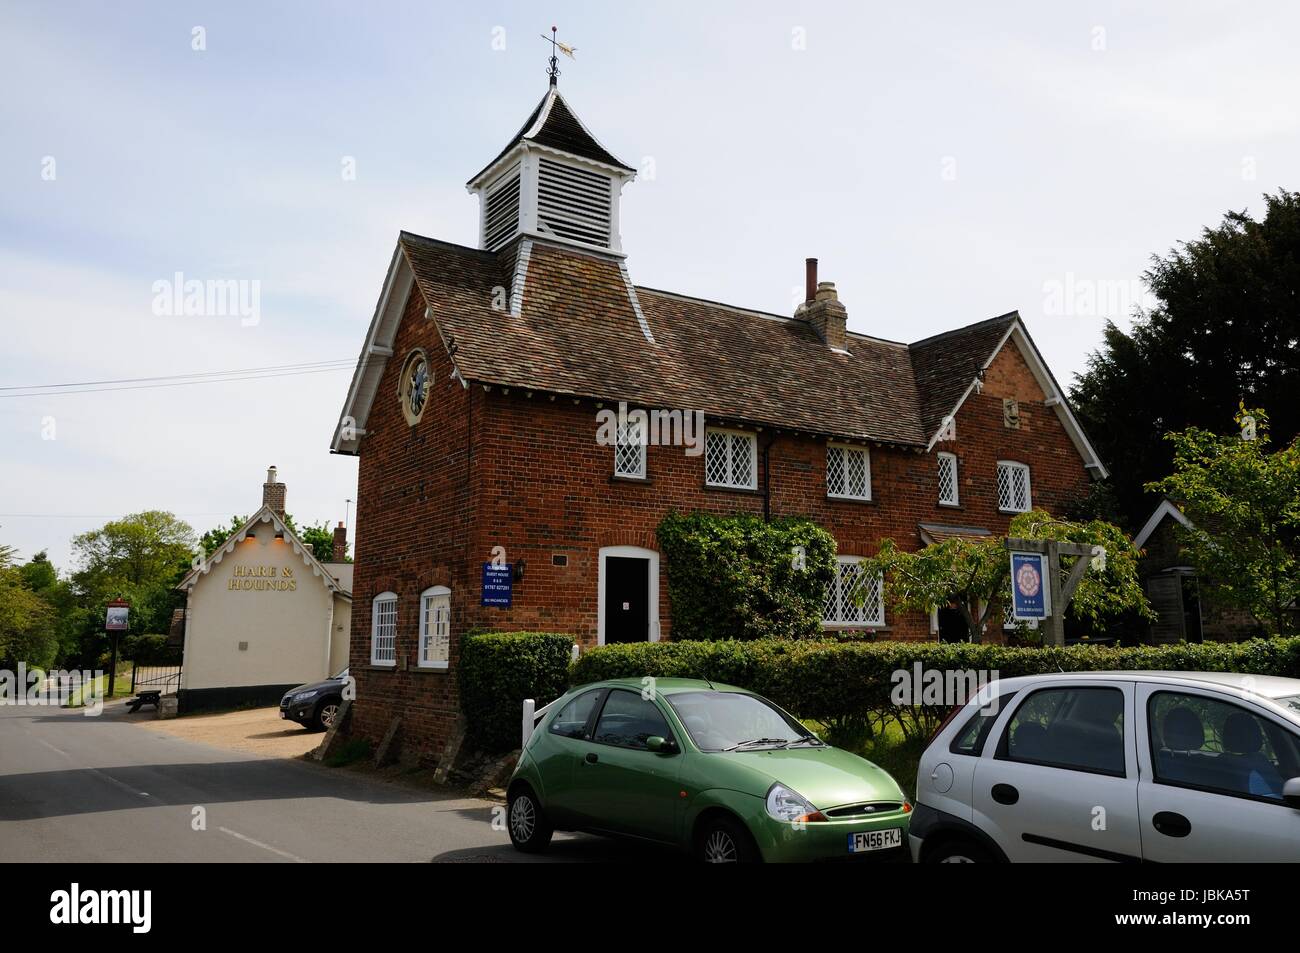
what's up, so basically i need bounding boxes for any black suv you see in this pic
[280,669,348,731]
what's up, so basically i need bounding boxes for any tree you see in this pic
[19,551,87,665]
[71,511,196,638]
[1071,189,1300,530]
[1147,407,1300,635]
[0,543,57,669]
[861,511,1152,643]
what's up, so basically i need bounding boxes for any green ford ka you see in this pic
[506,677,911,862]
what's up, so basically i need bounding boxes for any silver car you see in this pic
[911,671,1300,862]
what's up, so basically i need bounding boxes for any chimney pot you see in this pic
[805,258,818,304]
[262,467,286,517]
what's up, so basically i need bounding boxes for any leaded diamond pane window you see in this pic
[705,429,756,489]
[827,444,871,500]
[997,462,1031,512]
[937,453,958,505]
[822,558,884,627]
[614,416,646,478]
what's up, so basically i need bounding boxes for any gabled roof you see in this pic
[467,87,635,187]
[331,232,1108,478]
[1133,498,1196,550]
[176,506,352,598]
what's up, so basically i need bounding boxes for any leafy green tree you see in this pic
[0,543,57,669]
[19,551,87,664]
[1071,189,1300,529]
[70,511,196,638]
[861,511,1151,643]
[1147,407,1300,635]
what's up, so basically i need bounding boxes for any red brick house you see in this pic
[331,80,1107,760]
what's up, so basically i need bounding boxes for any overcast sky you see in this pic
[2,1,1298,571]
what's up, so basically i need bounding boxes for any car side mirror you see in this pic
[646,735,678,754]
[1283,777,1300,808]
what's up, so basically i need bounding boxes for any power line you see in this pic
[0,358,353,392]
[0,361,356,398]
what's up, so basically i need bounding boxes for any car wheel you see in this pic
[314,699,340,732]
[927,837,995,863]
[695,815,760,863]
[507,786,553,853]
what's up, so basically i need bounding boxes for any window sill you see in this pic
[703,483,760,495]
[826,494,875,505]
[938,501,962,509]
[414,663,450,673]
[611,473,651,485]
[999,508,1031,515]
[367,662,396,671]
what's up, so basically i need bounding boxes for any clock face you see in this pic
[404,356,429,420]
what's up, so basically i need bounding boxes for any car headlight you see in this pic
[292,690,319,703]
[765,783,826,823]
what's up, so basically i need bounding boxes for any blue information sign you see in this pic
[481,563,513,607]
[1010,552,1049,620]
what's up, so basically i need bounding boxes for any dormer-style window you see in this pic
[826,443,871,500]
[614,416,646,479]
[997,461,1032,513]
[705,428,756,490]
[937,452,959,506]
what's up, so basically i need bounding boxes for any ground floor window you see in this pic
[371,592,397,665]
[823,557,884,627]
[419,586,451,668]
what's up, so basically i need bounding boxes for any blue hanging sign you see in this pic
[1010,552,1050,620]
[481,563,513,607]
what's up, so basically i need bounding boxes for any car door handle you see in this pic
[991,783,1019,805]
[584,752,599,765]
[1152,811,1191,838]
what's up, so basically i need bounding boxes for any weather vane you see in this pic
[540,25,576,86]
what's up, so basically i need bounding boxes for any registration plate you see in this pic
[847,828,902,853]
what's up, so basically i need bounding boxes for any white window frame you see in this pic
[937,451,959,506]
[997,461,1032,513]
[613,415,647,479]
[826,442,872,501]
[704,427,758,490]
[823,556,885,628]
[370,591,398,666]
[417,585,452,669]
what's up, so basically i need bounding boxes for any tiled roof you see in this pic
[400,232,1021,448]
[910,315,1018,439]
[468,88,635,185]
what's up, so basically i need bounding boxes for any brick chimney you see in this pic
[796,259,848,351]
[262,466,286,517]
[332,522,348,562]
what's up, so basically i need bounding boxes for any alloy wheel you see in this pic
[320,703,339,728]
[510,795,536,843]
[703,829,738,863]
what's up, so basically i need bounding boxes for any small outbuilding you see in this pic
[175,468,352,711]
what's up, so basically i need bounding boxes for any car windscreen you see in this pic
[665,691,810,751]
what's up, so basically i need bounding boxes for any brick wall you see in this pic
[347,287,1093,761]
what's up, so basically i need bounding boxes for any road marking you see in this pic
[38,739,68,757]
[218,826,310,863]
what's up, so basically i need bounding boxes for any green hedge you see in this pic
[571,637,1300,745]
[657,511,837,640]
[460,632,575,752]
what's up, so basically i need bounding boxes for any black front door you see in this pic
[605,557,649,643]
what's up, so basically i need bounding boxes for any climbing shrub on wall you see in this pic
[656,512,836,641]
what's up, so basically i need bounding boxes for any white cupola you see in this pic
[466,83,636,256]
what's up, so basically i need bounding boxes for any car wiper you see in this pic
[723,737,792,751]
[785,736,825,747]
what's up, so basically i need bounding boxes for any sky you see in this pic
[2,1,1298,571]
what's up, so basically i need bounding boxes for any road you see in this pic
[0,701,675,863]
